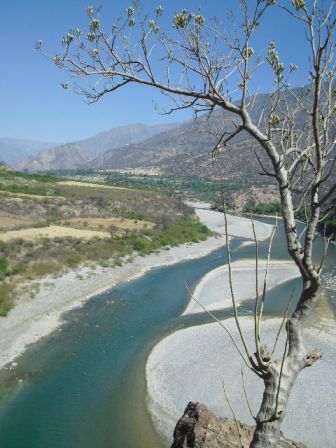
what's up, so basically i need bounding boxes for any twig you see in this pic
[185,282,261,375]
[222,381,245,448]
[215,160,258,371]
[257,218,278,348]
[241,369,256,422]
[272,288,295,355]
[250,214,260,360]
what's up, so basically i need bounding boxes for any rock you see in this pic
[171,402,305,448]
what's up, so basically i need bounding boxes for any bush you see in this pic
[0,257,8,273]
[0,283,13,316]
[244,202,281,215]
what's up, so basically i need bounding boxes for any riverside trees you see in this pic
[41,1,336,446]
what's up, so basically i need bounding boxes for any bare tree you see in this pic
[39,1,336,446]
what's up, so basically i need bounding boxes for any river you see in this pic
[0,219,334,448]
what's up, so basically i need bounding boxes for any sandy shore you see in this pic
[194,208,274,241]
[146,316,336,448]
[0,207,273,370]
[183,259,300,315]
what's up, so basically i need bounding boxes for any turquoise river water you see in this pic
[0,219,335,448]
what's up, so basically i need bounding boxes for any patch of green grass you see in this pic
[0,170,58,183]
[0,283,13,316]
[244,201,281,215]
[121,215,211,256]
[0,182,55,196]
[0,257,8,273]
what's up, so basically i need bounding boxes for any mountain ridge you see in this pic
[0,138,55,167]
[15,144,91,172]
[15,122,180,171]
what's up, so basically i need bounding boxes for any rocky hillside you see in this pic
[13,86,335,199]
[0,138,54,166]
[77,122,179,158]
[16,144,91,172]
[87,110,269,180]
[85,90,293,177]
[16,123,179,171]
[86,87,335,193]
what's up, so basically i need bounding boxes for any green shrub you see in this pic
[0,257,8,273]
[244,202,281,215]
[0,283,13,316]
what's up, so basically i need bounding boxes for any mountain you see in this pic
[15,85,332,179]
[87,110,265,179]
[86,88,318,179]
[16,123,179,171]
[16,144,91,172]
[76,123,179,158]
[0,138,54,167]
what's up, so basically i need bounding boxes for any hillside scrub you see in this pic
[0,171,193,224]
[0,170,213,315]
[0,215,211,315]
[0,170,59,196]
[0,170,57,183]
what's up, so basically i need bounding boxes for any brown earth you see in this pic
[171,402,305,448]
[0,216,37,230]
[227,185,280,213]
[0,225,111,242]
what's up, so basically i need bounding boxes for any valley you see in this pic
[1,1,335,447]
[0,167,210,316]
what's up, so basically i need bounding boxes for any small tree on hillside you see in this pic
[39,1,336,446]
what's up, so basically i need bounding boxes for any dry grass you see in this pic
[0,216,37,229]
[60,217,155,232]
[0,190,64,200]
[58,180,130,190]
[102,168,162,175]
[0,225,110,242]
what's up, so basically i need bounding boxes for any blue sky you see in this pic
[0,0,311,143]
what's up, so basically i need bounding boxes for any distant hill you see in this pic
[15,123,179,171]
[0,138,54,167]
[16,144,91,172]
[87,110,264,179]
[76,123,179,159]
[86,87,315,179]
[14,85,333,183]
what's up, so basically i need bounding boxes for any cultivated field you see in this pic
[58,180,130,190]
[60,217,155,232]
[0,190,63,200]
[0,216,37,230]
[0,225,110,242]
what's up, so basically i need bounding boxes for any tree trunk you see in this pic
[250,361,301,447]
[250,284,322,448]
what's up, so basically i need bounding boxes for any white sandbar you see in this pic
[146,316,336,447]
[183,259,300,315]
[195,208,274,241]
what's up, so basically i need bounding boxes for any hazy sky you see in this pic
[1,0,312,143]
